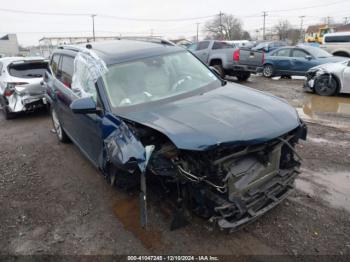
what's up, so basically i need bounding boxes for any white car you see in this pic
[0,57,49,119]
[304,60,350,96]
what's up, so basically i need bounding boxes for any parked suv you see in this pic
[45,39,307,231]
[321,32,350,57]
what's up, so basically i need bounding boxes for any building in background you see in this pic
[0,34,19,57]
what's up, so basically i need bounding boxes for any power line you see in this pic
[267,0,349,13]
[0,7,215,22]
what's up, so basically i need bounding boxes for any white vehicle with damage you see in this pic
[0,57,49,119]
[304,60,350,96]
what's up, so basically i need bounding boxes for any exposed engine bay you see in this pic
[109,119,307,231]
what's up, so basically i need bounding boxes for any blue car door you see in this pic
[56,55,103,166]
[270,48,293,75]
[70,89,104,167]
[54,55,77,135]
[290,48,316,75]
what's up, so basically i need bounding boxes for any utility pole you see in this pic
[91,14,96,41]
[255,29,260,41]
[196,23,200,42]
[326,16,331,26]
[299,16,305,42]
[262,11,268,41]
[219,11,224,40]
[150,29,154,37]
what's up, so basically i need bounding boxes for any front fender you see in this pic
[100,114,146,173]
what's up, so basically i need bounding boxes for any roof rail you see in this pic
[121,36,176,46]
[57,45,81,52]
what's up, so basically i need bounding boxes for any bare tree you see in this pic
[204,13,250,40]
[274,20,292,41]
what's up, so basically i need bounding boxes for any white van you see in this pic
[321,32,350,57]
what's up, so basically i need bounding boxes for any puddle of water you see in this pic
[297,94,350,129]
[296,169,350,212]
[113,195,163,250]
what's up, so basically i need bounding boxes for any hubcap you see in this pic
[264,66,272,77]
[52,109,62,139]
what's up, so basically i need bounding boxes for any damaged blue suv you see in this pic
[45,39,307,231]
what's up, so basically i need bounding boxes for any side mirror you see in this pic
[209,66,221,77]
[70,97,100,114]
[305,55,312,60]
[347,61,350,67]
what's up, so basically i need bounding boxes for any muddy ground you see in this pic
[0,75,349,256]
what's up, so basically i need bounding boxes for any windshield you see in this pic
[307,47,331,58]
[8,61,49,78]
[103,51,219,107]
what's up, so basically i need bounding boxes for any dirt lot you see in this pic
[0,75,350,256]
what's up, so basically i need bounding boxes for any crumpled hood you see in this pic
[117,84,301,150]
[309,60,349,73]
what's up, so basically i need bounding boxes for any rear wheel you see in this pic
[314,75,338,96]
[212,64,225,78]
[51,107,70,143]
[236,72,251,81]
[263,64,274,78]
[0,97,16,120]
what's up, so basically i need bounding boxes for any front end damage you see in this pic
[106,118,307,231]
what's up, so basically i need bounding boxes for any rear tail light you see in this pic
[233,49,240,61]
[4,82,28,97]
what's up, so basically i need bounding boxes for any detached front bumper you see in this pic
[208,167,299,231]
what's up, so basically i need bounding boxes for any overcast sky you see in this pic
[1,0,350,46]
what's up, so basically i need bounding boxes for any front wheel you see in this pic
[263,64,274,78]
[314,75,338,96]
[51,107,70,143]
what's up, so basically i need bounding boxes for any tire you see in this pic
[51,107,70,143]
[236,72,251,81]
[263,64,274,78]
[314,75,338,96]
[212,64,225,78]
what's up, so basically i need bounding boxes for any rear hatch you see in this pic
[8,60,49,96]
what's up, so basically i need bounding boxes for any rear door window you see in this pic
[197,41,210,50]
[8,61,49,78]
[324,35,350,43]
[274,48,291,57]
[212,41,234,50]
[58,55,74,88]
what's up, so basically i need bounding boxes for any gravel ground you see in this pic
[0,75,349,256]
